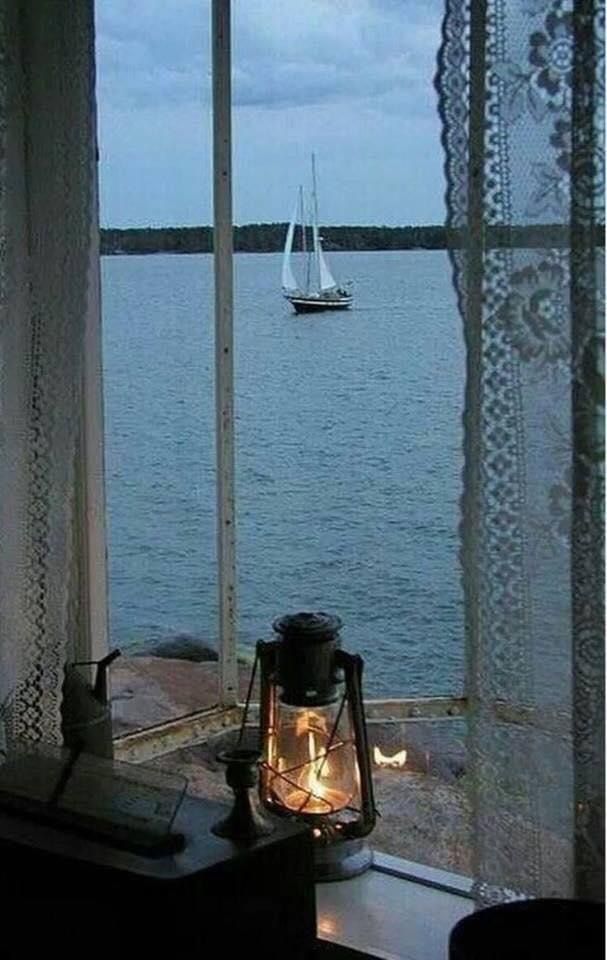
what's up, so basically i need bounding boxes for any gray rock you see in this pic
[134,633,218,663]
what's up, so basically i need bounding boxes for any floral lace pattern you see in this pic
[437,0,604,901]
[502,256,570,368]
[0,1,98,749]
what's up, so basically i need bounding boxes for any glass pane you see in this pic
[235,250,464,697]
[95,4,220,734]
[265,701,359,816]
[233,0,464,698]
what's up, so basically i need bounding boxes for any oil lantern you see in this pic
[256,612,376,880]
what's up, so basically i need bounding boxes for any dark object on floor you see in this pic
[0,788,315,958]
[449,898,604,959]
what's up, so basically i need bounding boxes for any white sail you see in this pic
[312,222,337,291]
[318,240,337,291]
[310,153,337,292]
[281,198,299,293]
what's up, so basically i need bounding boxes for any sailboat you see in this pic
[281,155,353,314]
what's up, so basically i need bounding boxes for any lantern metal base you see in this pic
[313,838,373,882]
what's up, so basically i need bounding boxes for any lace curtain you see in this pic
[437,0,604,901]
[0,0,103,751]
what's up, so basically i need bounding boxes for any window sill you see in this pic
[316,853,473,960]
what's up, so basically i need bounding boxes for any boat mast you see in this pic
[299,186,305,256]
[302,184,312,295]
[311,152,321,292]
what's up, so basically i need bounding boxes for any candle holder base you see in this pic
[211,748,275,845]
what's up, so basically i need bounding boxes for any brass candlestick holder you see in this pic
[211,749,275,844]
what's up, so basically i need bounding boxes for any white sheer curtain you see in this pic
[0,0,106,751]
[437,0,604,902]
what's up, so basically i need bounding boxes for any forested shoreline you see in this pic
[100,222,585,255]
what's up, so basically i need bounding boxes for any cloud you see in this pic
[95,0,209,108]
[95,0,447,225]
[95,0,441,115]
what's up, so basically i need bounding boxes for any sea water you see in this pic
[102,250,464,697]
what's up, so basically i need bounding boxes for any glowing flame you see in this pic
[301,729,339,812]
[282,712,350,814]
[373,746,407,769]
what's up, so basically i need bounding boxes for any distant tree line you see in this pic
[100,222,600,256]
[99,223,454,255]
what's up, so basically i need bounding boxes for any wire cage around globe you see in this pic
[253,612,376,881]
[264,699,360,820]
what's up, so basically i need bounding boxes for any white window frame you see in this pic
[212,0,238,708]
[80,73,110,669]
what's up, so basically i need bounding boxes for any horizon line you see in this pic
[100,221,448,230]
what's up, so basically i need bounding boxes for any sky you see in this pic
[95,0,447,228]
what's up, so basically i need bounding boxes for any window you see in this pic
[2,0,601,915]
[96,1,469,870]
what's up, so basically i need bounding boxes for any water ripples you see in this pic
[102,251,465,697]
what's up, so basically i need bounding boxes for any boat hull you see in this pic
[288,296,352,314]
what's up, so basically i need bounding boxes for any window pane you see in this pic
[235,249,464,697]
[233,0,464,698]
[95,3,221,734]
[97,0,469,872]
[102,256,216,652]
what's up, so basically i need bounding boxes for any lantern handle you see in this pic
[237,647,259,746]
[334,650,377,836]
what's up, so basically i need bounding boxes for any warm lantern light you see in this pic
[254,612,376,881]
[270,706,354,814]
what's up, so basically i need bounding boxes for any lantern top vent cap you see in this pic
[272,612,342,640]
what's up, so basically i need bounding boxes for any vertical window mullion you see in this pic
[212,0,238,707]
[80,37,110,669]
